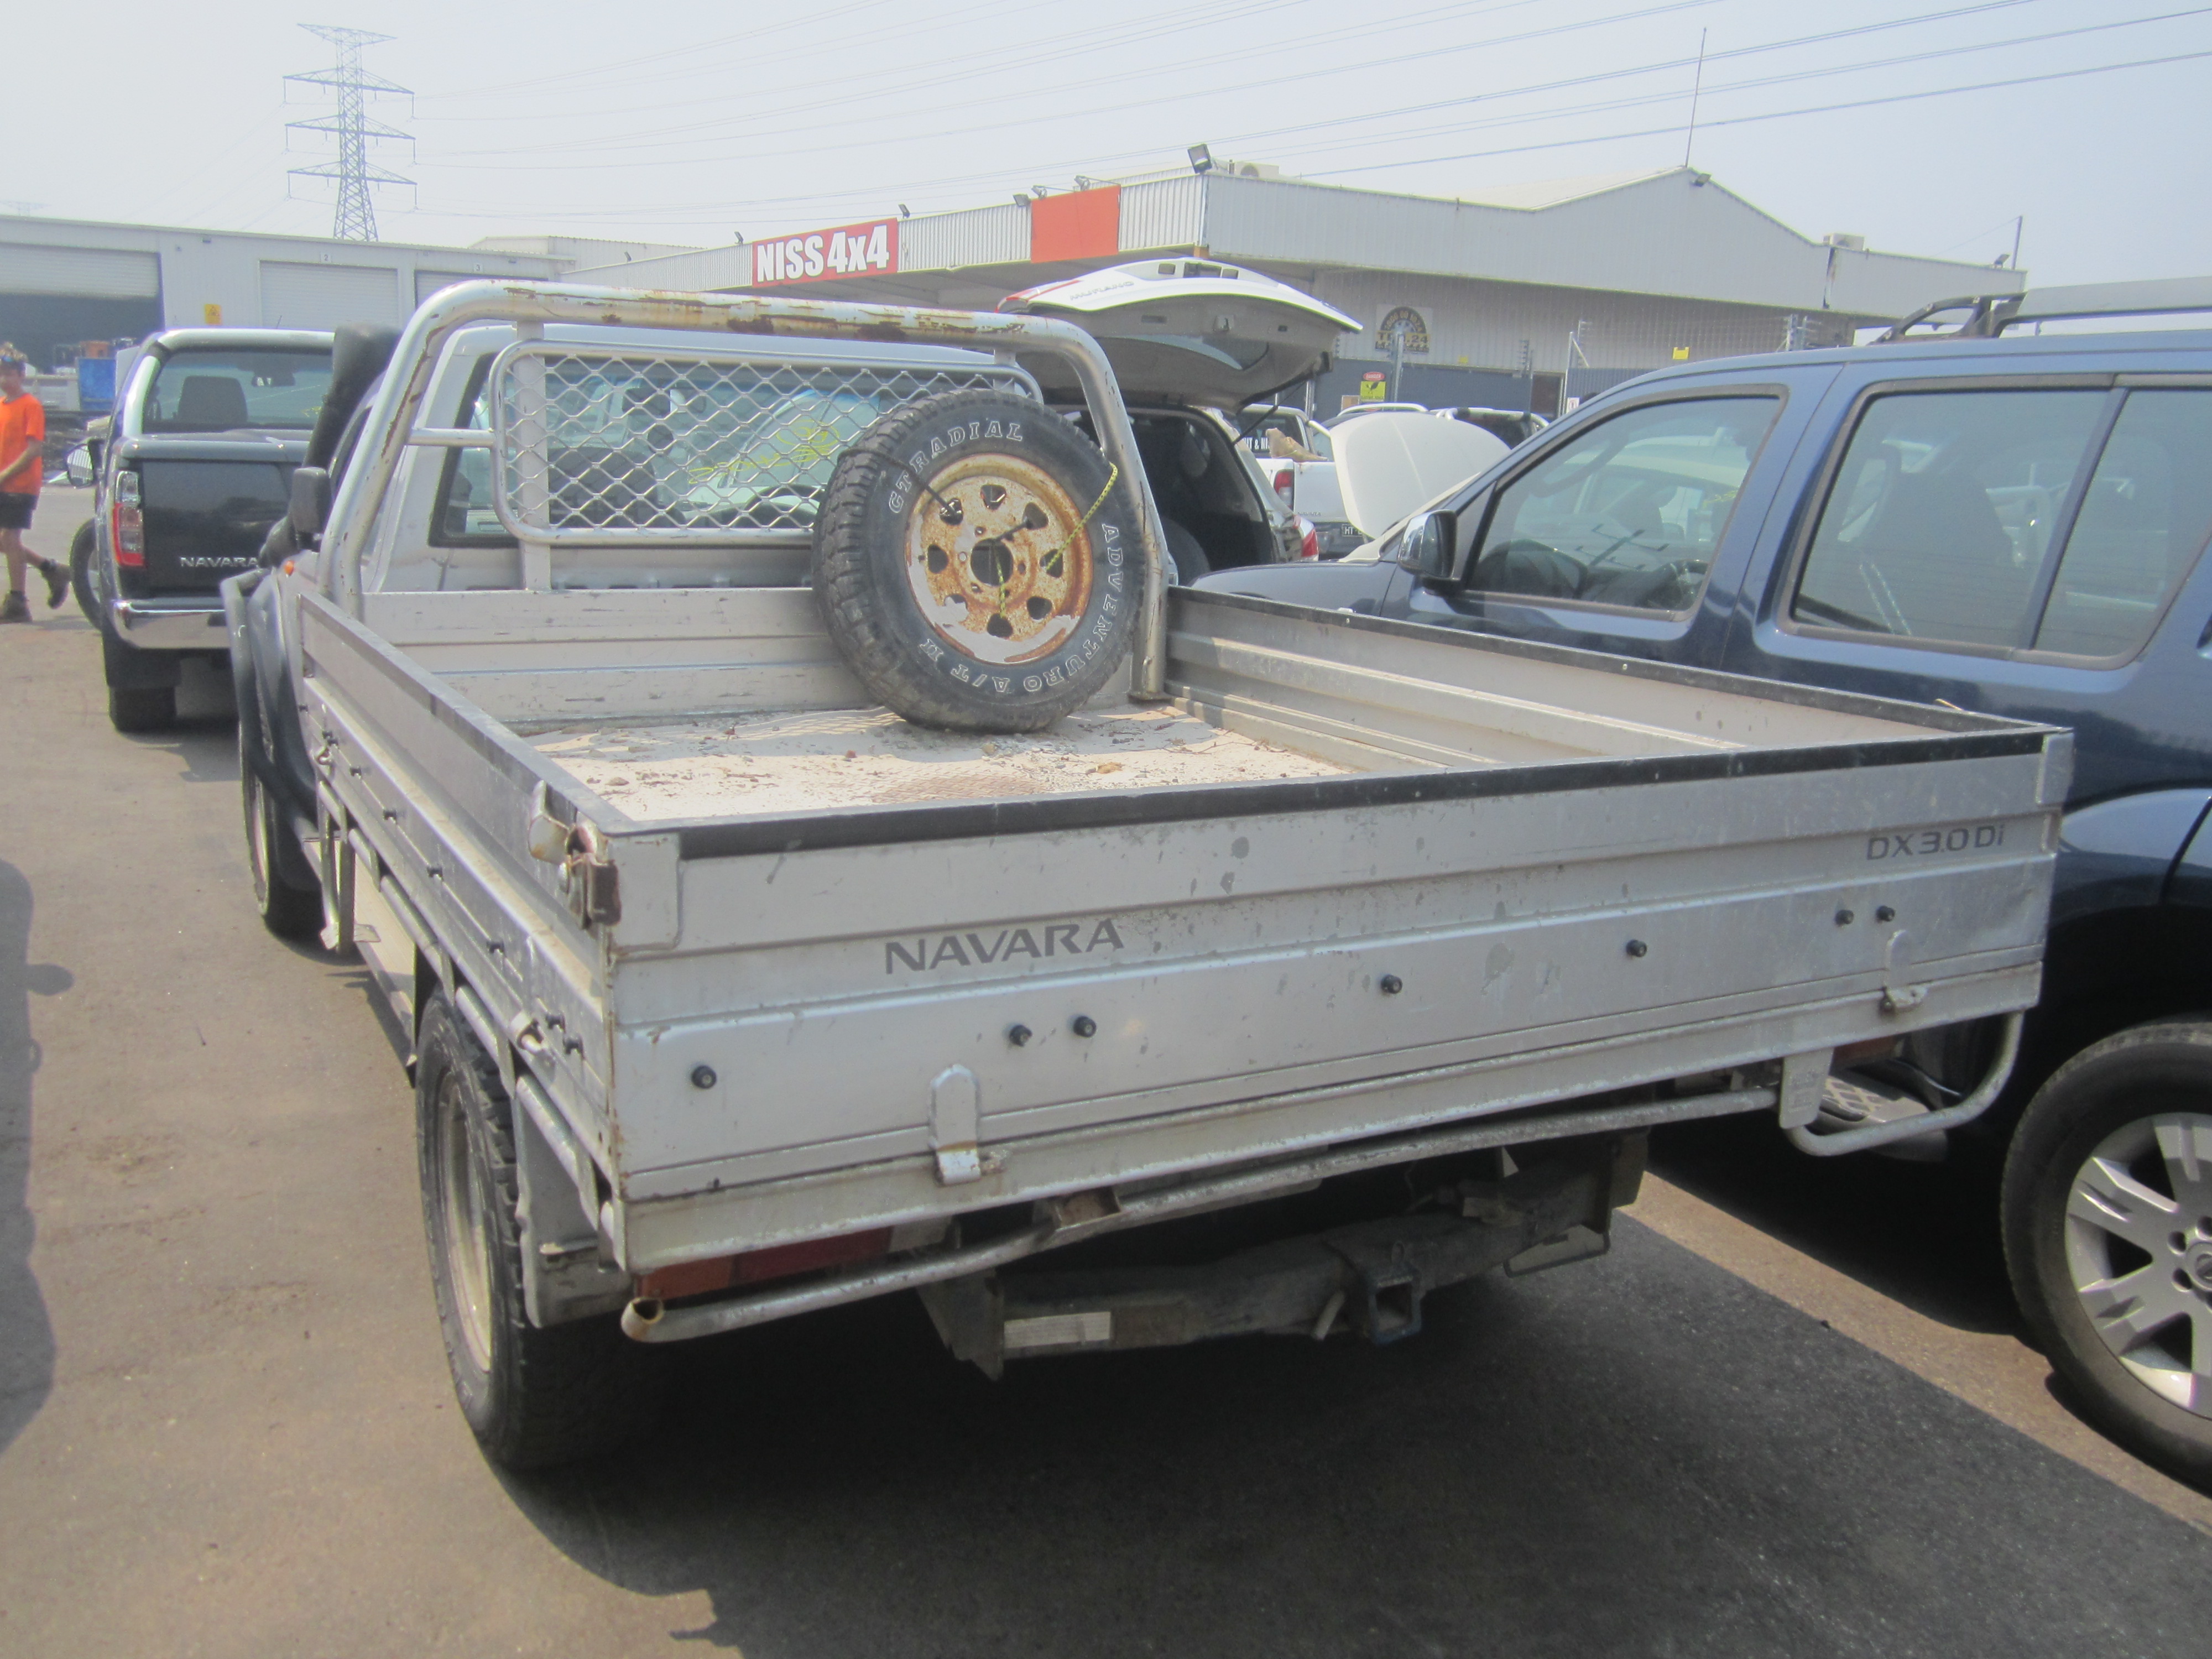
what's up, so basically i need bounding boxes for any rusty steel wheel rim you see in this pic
[437,1078,496,1374]
[245,771,275,908]
[901,453,1094,666]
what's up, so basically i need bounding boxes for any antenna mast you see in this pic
[1683,29,1708,169]
[286,25,411,242]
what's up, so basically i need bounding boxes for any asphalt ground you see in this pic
[3,500,2209,1656]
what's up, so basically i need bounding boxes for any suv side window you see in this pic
[1464,397,1779,615]
[2033,389,2212,658]
[1793,389,2105,648]
[1792,385,2212,661]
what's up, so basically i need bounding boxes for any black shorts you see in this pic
[0,495,33,531]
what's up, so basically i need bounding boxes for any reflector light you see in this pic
[635,1227,895,1301]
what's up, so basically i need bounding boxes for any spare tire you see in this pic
[812,388,1140,732]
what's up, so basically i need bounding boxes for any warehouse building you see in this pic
[0,216,685,372]
[575,164,2025,415]
[4,166,2025,422]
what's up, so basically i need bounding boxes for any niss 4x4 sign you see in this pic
[752,218,899,286]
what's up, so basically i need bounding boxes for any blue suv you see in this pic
[1199,281,2212,1488]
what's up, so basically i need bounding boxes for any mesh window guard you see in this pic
[489,343,1035,545]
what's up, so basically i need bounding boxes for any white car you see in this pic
[1245,401,1503,557]
[1001,259,1371,580]
[1328,400,1429,425]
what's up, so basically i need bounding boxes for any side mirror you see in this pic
[1392,509,1458,581]
[289,465,333,540]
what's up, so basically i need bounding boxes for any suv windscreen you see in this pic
[1464,396,1779,614]
[144,348,332,433]
[1792,385,2212,660]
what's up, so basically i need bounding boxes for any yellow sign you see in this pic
[1671,346,1689,361]
[1358,371,1387,403]
[203,303,223,326]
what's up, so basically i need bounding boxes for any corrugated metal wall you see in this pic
[1311,269,1830,375]
[1198,171,1957,316]
[901,205,1029,272]
[1118,177,1204,254]
[258,262,402,329]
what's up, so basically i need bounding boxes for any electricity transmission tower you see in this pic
[286,25,411,242]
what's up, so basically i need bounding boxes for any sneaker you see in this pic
[0,591,30,624]
[39,558,68,611]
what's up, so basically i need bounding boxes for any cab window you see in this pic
[432,358,503,545]
[144,348,332,433]
[1464,397,1778,615]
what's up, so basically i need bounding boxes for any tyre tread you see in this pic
[418,998,652,1470]
[812,388,1136,732]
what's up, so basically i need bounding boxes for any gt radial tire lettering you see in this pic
[811,388,1139,733]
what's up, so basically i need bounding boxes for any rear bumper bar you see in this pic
[109,598,229,651]
[619,1082,1772,1344]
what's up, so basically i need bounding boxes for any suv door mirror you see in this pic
[289,465,332,540]
[1393,509,1458,581]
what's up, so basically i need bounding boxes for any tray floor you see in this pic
[531,698,1354,820]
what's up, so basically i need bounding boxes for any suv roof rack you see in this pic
[1876,275,2212,342]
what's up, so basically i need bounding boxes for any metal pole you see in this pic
[1683,29,1708,169]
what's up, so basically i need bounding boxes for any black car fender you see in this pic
[221,570,317,815]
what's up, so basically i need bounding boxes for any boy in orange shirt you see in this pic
[1,348,69,623]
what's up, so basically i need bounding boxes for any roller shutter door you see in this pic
[415,270,484,306]
[0,243,161,299]
[258,261,401,329]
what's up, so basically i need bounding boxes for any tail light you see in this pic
[1296,514,1320,561]
[634,1226,895,1300]
[111,468,144,567]
[1271,466,1295,504]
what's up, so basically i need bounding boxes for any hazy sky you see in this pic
[8,0,2208,284]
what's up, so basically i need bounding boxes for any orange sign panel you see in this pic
[1030,186,1121,264]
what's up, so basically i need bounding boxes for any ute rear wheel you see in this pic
[812,388,1139,732]
[69,520,100,626]
[2003,1019,2212,1488]
[416,996,656,1470]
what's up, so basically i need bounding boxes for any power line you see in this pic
[286,24,412,241]
[415,0,1509,127]
[1310,44,2212,178]
[1246,4,2210,165]
[409,28,2208,231]
[421,0,1679,164]
[405,0,2162,196]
